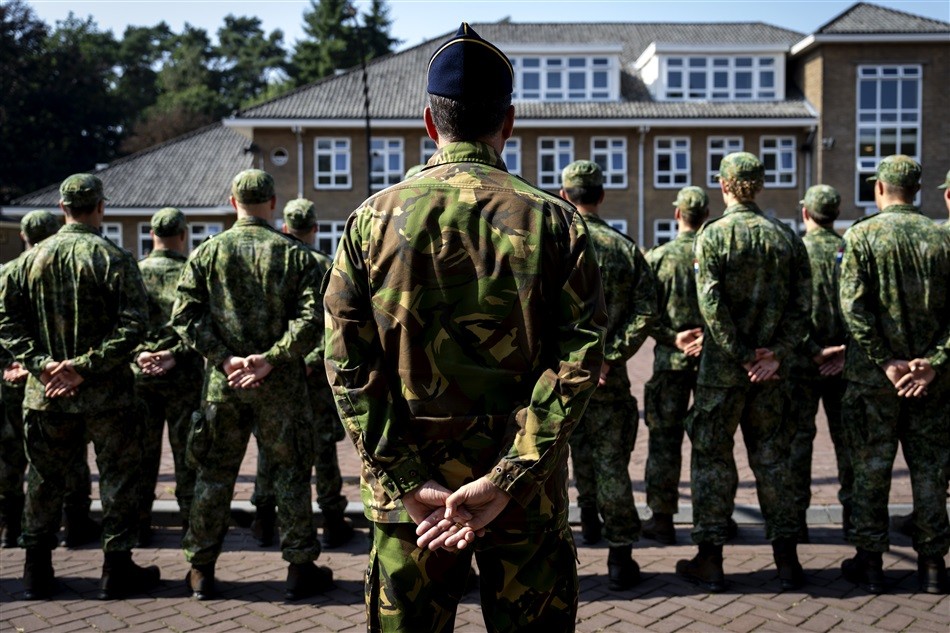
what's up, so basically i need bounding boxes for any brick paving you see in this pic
[1,342,947,632]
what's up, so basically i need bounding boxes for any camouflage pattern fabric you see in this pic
[171,216,322,566]
[134,249,203,521]
[788,226,851,516]
[689,202,811,544]
[0,223,149,551]
[367,522,578,633]
[324,140,605,627]
[568,212,655,546]
[643,230,703,515]
[839,203,950,557]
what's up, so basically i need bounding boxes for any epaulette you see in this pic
[847,212,880,228]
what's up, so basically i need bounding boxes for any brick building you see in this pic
[5,2,947,259]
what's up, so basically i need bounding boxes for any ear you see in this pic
[597,189,606,205]
[500,105,515,141]
[280,224,290,235]
[674,207,682,222]
[801,207,809,223]
[229,196,239,211]
[269,196,277,211]
[424,106,439,142]
[558,188,569,203]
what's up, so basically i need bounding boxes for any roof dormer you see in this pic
[502,44,623,102]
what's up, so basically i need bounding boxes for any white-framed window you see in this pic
[503,137,521,176]
[707,137,743,187]
[370,137,404,190]
[654,219,678,246]
[663,55,779,101]
[317,220,348,257]
[606,219,628,234]
[591,137,627,188]
[314,138,351,189]
[538,137,574,188]
[420,138,437,165]
[101,222,122,247]
[855,65,922,206]
[655,137,690,188]
[511,55,615,101]
[189,223,222,252]
[760,136,796,187]
[138,222,153,258]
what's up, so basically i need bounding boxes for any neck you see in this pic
[573,203,600,216]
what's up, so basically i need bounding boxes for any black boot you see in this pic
[285,562,334,601]
[772,537,805,591]
[185,563,216,600]
[98,551,161,599]
[62,509,101,548]
[641,512,676,545]
[321,509,354,549]
[251,503,276,547]
[579,507,602,545]
[607,545,641,590]
[796,511,810,544]
[676,542,726,592]
[1,496,23,548]
[917,555,949,595]
[22,547,56,600]
[841,548,885,594]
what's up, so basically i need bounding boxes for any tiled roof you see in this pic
[236,21,814,123]
[816,2,949,34]
[12,123,253,208]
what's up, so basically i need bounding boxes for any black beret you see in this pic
[427,23,513,99]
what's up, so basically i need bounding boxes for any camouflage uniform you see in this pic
[134,245,203,525]
[644,229,702,516]
[788,223,851,521]
[171,215,323,567]
[0,223,149,552]
[839,202,950,558]
[691,200,811,545]
[324,140,606,631]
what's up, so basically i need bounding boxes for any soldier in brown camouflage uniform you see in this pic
[324,24,606,632]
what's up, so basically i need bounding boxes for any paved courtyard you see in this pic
[1,342,947,631]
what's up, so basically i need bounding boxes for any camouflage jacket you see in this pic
[134,249,202,384]
[0,223,148,413]
[290,239,333,370]
[324,140,607,525]
[840,204,950,387]
[171,216,323,403]
[694,202,811,387]
[646,230,703,373]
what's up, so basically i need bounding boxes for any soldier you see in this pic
[0,211,101,550]
[0,175,160,600]
[559,160,656,590]
[941,169,950,223]
[133,207,203,545]
[676,152,811,593]
[172,170,331,601]
[838,155,950,595]
[641,186,708,546]
[324,23,606,631]
[788,185,850,544]
[246,198,354,549]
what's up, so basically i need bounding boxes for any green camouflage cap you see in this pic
[150,207,187,237]
[673,186,708,211]
[717,152,764,183]
[283,198,317,231]
[20,210,59,244]
[561,160,604,188]
[404,164,426,179]
[59,173,107,207]
[938,168,950,190]
[231,169,275,204]
[867,154,921,187]
[801,184,841,223]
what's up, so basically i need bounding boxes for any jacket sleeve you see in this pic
[769,232,812,363]
[171,252,233,368]
[262,253,322,366]
[605,244,657,363]
[0,262,51,376]
[839,232,891,367]
[695,228,755,366]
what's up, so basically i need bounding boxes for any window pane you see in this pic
[658,155,671,171]
[901,131,917,156]
[668,71,682,88]
[859,81,876,110]
[568,57,585,67]
[736,57,753,67]
[547,72,561,88]
[736,72,752,90]
[713,72,728,88]
[880,128,897,156]
[689,72,706,90]
[901,80,917,109]
[688,57,706,68]
[858,128,876,156]
[524,73,539,90]
[318,155,330,171]
[593,71,608,88]
[760,71,774,88]
[880,80,898,109]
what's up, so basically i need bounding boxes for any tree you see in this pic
[216,15,288,111]
[114,23,174,125]
[360,0,400,60]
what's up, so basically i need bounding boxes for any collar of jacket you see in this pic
[428,141,506,171]
[722,201,763,216]
[147,248,187,261]
[880,203,920,215]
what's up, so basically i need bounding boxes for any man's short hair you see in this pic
[881,180,918,202]
[673,186,709,228]
[562,186,604,206]
[427,93,511,142]
[801,184,841,225]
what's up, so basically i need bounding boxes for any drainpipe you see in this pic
[293,126,304,199]
[637,126,650,246]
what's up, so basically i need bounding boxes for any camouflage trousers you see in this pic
[568,370,640,546]
[21,407,141,551]
[643,370,696,515]
[135,377,201,523]
[252,378,347,515]
[687,382,797,544]
[789,376,850,515]
[184,397,320,566]
[842,380,950,557]
[367,521,578,632]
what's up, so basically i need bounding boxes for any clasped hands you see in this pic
[403,478,511,553]
[136,350,177,376]
[674,327,704,358]
[884,358,935,398]
[742,347,780,383]
[223,354,273,389]
[40,360,83,398]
